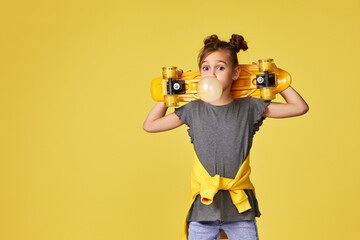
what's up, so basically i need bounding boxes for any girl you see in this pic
[143,34,308,240]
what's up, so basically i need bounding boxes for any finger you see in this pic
[178,69,183,78]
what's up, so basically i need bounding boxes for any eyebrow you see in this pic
[201,60,228,65]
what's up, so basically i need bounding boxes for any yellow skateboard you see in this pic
[151,59,291,107]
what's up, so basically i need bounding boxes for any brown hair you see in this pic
[198,34,248,69]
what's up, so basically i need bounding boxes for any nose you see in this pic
[210,69,216,78]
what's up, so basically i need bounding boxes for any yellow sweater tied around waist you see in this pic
[182,150,255,240]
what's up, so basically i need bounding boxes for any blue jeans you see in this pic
[188,220,259,240]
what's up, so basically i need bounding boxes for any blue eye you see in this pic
[202,66,209,71]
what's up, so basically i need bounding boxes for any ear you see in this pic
[232,65,241,81]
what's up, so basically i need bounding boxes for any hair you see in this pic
[198,34,248,69]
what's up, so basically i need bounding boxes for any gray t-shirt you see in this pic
[174,97,270,222]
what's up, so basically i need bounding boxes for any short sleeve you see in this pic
[247,97,271,135]
[174,102,192,126]
[174,101,195,142]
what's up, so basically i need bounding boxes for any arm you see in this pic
[143,102,184,133]
[262,86,309,118]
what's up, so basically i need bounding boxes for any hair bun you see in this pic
[229,34,248,53]
[204,34,220,45]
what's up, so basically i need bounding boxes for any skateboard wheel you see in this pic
[258,59,274,72]
[164,95,179,107]
[162,66,178,80]
[260,87,276,100]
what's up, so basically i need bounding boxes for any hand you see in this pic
[252,61,277,68]
[177,69,192,79]
[178,69,183,79]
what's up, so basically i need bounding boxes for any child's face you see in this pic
[200,50,240,92]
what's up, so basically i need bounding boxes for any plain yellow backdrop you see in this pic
[0,0,359,239]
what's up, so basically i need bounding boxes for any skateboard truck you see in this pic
[256,59,276,100]
[162,66,186,107]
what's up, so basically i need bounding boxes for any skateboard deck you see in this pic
[151,60,292,107]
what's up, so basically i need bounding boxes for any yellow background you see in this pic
[1,0,359,239]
